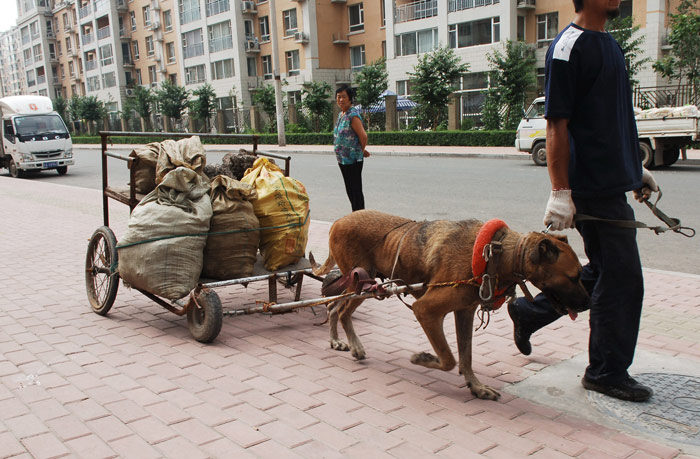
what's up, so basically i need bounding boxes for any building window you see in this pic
[130,11,136,31]
[133,40,140,59]
[185,64,206,84]
[169,73,177,84]
[57,42,62,56]
[262,55,272,79]
[179,0,202,24]
[206,0,230,16]
[536,12,558,48]
[396,80,413,97]
[163,10,173,31]
[102,71,116,88]
[135,68,142,85]
[211,58,234,79]
[145,36,155,56]
[259,16,270,42]
[285,49,300,75]
[448,17,500,48]
[182,29,205,59]
[283,9,297,37]
[350,45,365,72]
[65,36,72,53]
[208,20,233,53]
[537,67,545,95]
[143,6,151,26]
[395,28,438,56]
[517,16,525,41]
[166,42,176,63]
[148,65,157,85]
[247,57,257,76]
[619,0,632,19]
[100,44,113,66]
[87,75,100,92]
[349,3,364,33]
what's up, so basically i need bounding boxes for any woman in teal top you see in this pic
[334,85,369,211]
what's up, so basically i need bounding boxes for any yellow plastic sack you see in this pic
[241,157,310,271]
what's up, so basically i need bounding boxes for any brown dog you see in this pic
[312,210,590,400]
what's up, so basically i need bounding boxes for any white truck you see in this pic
[515,96,700,168]
[1,95,74,178]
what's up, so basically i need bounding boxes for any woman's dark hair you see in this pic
[573,0,583,12]
[335,84,355,103]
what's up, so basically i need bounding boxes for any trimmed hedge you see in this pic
[71,130,517,147]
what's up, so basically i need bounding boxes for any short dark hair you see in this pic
[335,84,355,103]
[573,0,583,12]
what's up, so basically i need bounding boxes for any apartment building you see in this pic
[15,0,60,99]
[0,27,27,97]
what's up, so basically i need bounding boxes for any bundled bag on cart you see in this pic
[128,140,177,194]
[202,175,260,280]
[117,167,213,301]
[155,136,207,185]
[241,157,310,271]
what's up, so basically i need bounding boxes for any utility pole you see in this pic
[268,0,286,146]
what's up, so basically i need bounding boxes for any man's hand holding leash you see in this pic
[633,168,659,203]
[544,189,576,231]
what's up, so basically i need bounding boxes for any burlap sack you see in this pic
[202,175,260,280]
[117,167,212,300]
[241,157,310,271]
[128,140,176,194]
[155,136,207,185]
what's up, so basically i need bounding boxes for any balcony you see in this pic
[332,32,348,44]
[294,32,308,44]
[119,28,131,39]
[49,53,58,62]
[97,26,111,40]
[395,0,437,22]
[37,74,46,85]
[94,0,109,14]
[206,0,230,16]
[123,57,134,67]
[516,0,536,9]
[241,1,257,14]
[85,59,97,71]
[25,57,34,66]
[79,5,90,19]
[209,35,233,53]
[116,0,127,11]
[182,43,205,59]
[31,33,41,41]
[82,32,94,45]
[180,8,202,24]
[47,30,55,39]
[448,0,498,12]
[244,39,260,53]
[64,22,74,32]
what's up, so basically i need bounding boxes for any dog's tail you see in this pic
[309,250,336,276]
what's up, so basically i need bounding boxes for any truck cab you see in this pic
[514,97,547,166]
[0,95,74,178]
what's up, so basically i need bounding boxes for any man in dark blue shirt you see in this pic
[507,0,659,402]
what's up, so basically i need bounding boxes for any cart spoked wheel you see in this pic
[187,288,223,343]
[85,226,119,316]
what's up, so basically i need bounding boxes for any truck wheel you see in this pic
[187,288,223,343]
[662,147,680,167]
[532,142,547,166]
[56,166,68,175]
[639,142,653,169]
[8,159,24,178]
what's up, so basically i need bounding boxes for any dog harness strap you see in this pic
[472,219,509,278]
[472,220,511,310]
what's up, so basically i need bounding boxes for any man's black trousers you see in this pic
[511,194,644,384]
[339,160,365,211]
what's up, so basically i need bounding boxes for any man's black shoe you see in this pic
[581,376,653,402]
[507,303,532,356]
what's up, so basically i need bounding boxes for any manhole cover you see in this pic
[588,373,700,446]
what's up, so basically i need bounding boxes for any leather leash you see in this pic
[574,189,695,238]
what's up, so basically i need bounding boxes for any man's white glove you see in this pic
[544,190,576,231]
[634,168,659,202]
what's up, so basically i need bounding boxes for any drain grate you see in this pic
[588,373,700,446]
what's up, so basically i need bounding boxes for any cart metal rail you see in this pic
[85,131,331,343]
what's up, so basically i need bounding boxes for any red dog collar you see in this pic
[472,219,509,309]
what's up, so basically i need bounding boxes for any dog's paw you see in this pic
[351,347,366,360]
[330,339,350,351]
[468,382,501,400]
[410,352,440,368]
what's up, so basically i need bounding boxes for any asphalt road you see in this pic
[7,147,700,274]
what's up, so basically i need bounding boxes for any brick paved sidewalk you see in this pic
[1,176,699,458]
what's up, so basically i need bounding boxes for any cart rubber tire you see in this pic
[9,159,24,178]
[187,289,223,343]
[532,142,547,167]
[663,147,680,167]
[56,166,68,175]
[639,142,654,169]
[85,226,119,316]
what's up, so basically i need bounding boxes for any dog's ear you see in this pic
[529,238,561,265]
[551,234,568,244]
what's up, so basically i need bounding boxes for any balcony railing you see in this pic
[25,57,34,66]
[206,0,230,16]
[22,35,30,45]
[180,8,201,24]
[28,80,36,87]
[448,0,498,12]
[395,0,437,23]
[182,43,204,59]
[31,33,40,41]
[209,35,233,53]
[82,32,94,45]
[97,26,111,40]
[37,74,46,85]
[79,5,90,18]
[85,59,97,71]
[94,0,109,14]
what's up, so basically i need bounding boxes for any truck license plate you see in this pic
[44,162,58,168]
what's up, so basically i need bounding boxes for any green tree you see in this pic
[132,85,155,131]
[252,85,277,132]
[68,95,82,133]
[301,81,332,132]
[155,80,190,131]
[354,58,388,129]
[190,83,217,132]
[607,16,652,88]
[409,46,469,130]
[481,85,502,130]
[53,96,68,124]
[653,0,700,102]
[79,96,107,135]
[487,40,536,130]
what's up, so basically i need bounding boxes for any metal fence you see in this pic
[633,84,699,109]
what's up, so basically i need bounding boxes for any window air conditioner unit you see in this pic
[246,40,259,50]
[294,32,308,43]
[242,1,254,10]
[151,21,160,30]
[125,88,134,96]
